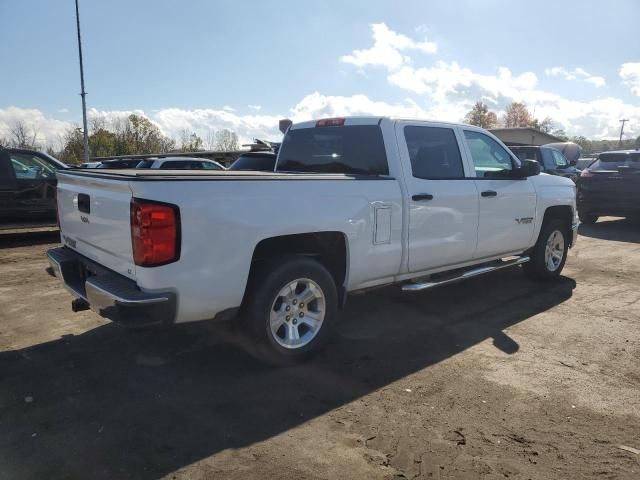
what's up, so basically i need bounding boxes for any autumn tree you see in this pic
[502,102,533,128]
[464,101,498,129]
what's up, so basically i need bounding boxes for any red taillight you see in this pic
[316,117,345,127]
[131,199,180,267]
[580,169,593,177]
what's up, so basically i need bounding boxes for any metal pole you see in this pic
[619,119,629,147]
[75,0,89,162]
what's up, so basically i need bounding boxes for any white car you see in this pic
[48,117,577,364]
[136,157,225,170]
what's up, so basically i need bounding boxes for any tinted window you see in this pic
[9,153,57,179]
[229,154,276,171]
[160,161,203,169]
[590,152,640,170]
[464,131,514,178]
[404,126,464,179]
[277,125,389,175]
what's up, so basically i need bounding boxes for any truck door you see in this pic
[461,129,536,258]
[7,151,58,220]
[396,122,479,272]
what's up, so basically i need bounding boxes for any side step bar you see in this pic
[402,256,530,292]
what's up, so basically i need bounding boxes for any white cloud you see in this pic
[620,62,640,96]
[248,104,262,111]
[545,66,606,87]
[341,22,436,70]
[222,105,235,112]
[0,106,74,148]
[338,24,637,138]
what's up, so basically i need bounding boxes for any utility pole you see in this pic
[619,118,629,147]
[75,0,90,163]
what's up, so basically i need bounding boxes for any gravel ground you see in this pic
[1,218,639,479]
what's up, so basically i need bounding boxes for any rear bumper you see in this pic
[577,199,640,218]
[47,246,175,327]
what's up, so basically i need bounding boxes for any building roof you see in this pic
[489,127,564,146]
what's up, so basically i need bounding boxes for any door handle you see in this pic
[481,190,497,198]
[412,193,434,201]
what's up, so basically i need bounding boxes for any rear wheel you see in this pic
[523,218,569,281]
[240,256,338,365]
[578,212,598,224]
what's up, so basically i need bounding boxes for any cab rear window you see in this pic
[276,125,389,175]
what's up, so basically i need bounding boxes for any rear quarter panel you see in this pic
[131,178,403,323]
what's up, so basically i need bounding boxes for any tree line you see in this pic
[2,107,638,160]
[464,100,640,154]
[0,114,239,164]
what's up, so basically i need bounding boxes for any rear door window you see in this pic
[277,125,389,175]
[404,126,464,179]
[590,153,640,170]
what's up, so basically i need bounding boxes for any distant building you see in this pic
[490,127,563,146]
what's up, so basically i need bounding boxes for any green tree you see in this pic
[464,101,498,129]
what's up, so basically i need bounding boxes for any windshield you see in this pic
[230,154,276,171]
[590,152,640,170]
[277,125,389,175]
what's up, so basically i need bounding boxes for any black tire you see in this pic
[578,212,598,224]
[239,256,338,366]
[523,218,570,281]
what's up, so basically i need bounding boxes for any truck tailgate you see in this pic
[56,171,136,279]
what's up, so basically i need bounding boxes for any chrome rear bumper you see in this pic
[47,247,175,327]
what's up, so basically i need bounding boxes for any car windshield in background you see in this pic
[510,147,537,162]
[229,154,276,171]
[276,125,389,175]
[137,160,154,169]
[591,152,640,170]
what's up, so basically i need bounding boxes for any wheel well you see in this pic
[542,205,573,228]
[250,232,348,295]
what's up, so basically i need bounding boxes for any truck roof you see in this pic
[290,116,472,130]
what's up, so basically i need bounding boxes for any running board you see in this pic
[402,256,530,292]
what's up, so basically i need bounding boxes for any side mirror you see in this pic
[515,159,541,178]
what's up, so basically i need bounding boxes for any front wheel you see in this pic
[240,256,338,365]
[523,219,569,281]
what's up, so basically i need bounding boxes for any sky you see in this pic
[1,0,639,147]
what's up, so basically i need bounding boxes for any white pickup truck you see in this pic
[48,117,578,363]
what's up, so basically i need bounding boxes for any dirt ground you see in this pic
[1,218,639,480]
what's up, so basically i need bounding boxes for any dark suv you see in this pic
[0,147,67,227]
[509,145,579,182]
[577,150,640,224]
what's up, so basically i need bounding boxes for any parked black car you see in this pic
[0,147,67,226]
[509,145,580,181]
[577,150,640,224]
[228,151,277,171]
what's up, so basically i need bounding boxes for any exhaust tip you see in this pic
[71,298,90,312]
